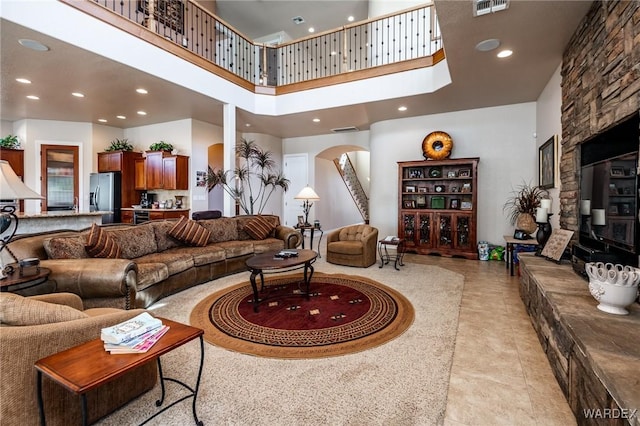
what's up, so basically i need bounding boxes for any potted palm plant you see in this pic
[149,141,174,152]
[104,138,134,152]
[0,135,20,149]
[503,181,548,234]
[206,139,290,215]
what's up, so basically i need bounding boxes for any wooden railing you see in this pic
[64,0,442,90]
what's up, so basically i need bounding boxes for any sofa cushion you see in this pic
[43,235,89,259]
[85,224,121,258]
[243,215,275,240]
[252,237,285,253]
[135,263,169,291]
[166,246,226,267]
[0,293,88,326]
[151,220,183,252]
[327,240,364,255]
[137,252,195,276]
[199,217,238,243]
[216,240,255,258]
[108,223,158,259]
[168,216,211,247]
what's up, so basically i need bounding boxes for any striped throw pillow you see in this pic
[85,223,121,258]
[168,216,211,247]
[244,215,274,240]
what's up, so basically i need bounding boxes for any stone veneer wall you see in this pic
[559,0,640,233]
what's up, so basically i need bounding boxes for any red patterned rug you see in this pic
[190,272,415,358]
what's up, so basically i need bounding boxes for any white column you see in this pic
[223,104,236,217]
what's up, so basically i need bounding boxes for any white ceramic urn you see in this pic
[585,262,640,315]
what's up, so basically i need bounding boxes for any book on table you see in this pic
[100,312,163,345]
[104,325,170,354]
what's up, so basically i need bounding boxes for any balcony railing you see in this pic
[75,0,442,88]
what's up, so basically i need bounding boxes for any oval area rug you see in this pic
[190,272,415,358]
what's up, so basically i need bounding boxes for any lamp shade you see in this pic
[0,160,43,200]
[294,186,320,200]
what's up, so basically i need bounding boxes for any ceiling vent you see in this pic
[474,0,509,16]
[331,126,359,133]
[292,16,305,25]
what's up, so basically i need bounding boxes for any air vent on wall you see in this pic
[474,0,509,16]
[331,126,359,133]
[292,16,305,25]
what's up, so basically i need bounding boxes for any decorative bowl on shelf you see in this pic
[585,262,640,315]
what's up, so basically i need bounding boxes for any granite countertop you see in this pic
[16,211,111,218]
[120,208,189,211]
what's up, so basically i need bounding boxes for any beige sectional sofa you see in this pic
[4,215,301,309]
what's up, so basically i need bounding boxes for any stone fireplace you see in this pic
[559,0,640,234]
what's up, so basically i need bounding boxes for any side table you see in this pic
[295,225,324,257]
[378,238,406,270]
[35,318,204,426]
[0,266,54,295]
[503,235,538,276]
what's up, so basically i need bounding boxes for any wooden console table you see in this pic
[35,318,204,426]
[519,254,640,426]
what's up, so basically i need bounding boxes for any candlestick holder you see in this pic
[535,213,553,255]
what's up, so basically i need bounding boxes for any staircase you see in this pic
[333,154,369,223]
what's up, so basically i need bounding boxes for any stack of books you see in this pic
[101,312,169,354]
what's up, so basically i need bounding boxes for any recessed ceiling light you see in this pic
[313,118,320,123]
[71,92,84,98]
[98,119,108,123]
[18,38,49,51]
[330,51,337,56]
[398,106,407,112]
[137,111,147,115]
[308,27,315,33]
[347,16,354,22]
[136,88,148,94]
[497,49,513,58]
[245,123,251,127]
[116,115,126,119]
[475,38,500,52]
[26,95,39,100]
[16,78,31,84]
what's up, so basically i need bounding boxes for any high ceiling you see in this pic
[0,1,593,138]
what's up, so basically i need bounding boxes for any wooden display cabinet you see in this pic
[398,158,479,259]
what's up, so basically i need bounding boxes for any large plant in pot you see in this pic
[206,139,290,215]
[504,181,548,235]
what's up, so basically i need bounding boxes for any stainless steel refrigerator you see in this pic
[89,172,122,223]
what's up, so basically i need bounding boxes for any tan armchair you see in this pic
[326,224,379,267]
[0,292,157,426]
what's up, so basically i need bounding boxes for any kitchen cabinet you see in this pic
[96,151,143,210]
[0,148,25,211]
[398,158,479,259]
[140,151,189,190]
[134,158,146,190]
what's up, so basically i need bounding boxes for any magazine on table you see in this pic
[104,325,170,354]
[100,312,163,344]
[383,236,400,242]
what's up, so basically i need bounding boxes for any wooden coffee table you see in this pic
[34,318,204,426]
[246,249,318,312]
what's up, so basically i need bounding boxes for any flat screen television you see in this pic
[579,113,639,265]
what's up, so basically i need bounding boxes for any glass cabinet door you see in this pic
[437,214,453,249]
[402,213,416,245]
[418,213,432,245]
[455,215,473,251]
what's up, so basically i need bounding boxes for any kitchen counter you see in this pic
[15,211,111,234]
[120,208,190,223]
[120,208,190,212]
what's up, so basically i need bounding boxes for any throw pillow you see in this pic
[43,235,89,259]
[0,293,88,326]
[168,216,211,247]
[85,223,121,258]
[244,215,275,240]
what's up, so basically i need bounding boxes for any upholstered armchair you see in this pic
[326,224,379,267]
[0,292,157,426]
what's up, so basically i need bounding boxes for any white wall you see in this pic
[283,131,370,230]
[193,120,223,213]
[370,103,537,245]
[536,65,563,230]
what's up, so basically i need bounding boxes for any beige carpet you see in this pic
[97,258,464,425]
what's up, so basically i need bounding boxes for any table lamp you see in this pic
[294,185,319,226]
[0,160,44,278]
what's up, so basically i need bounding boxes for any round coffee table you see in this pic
[245,249,318,312]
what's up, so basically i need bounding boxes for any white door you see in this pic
[283,154,308,227]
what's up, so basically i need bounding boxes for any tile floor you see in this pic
[403,254,576,426]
